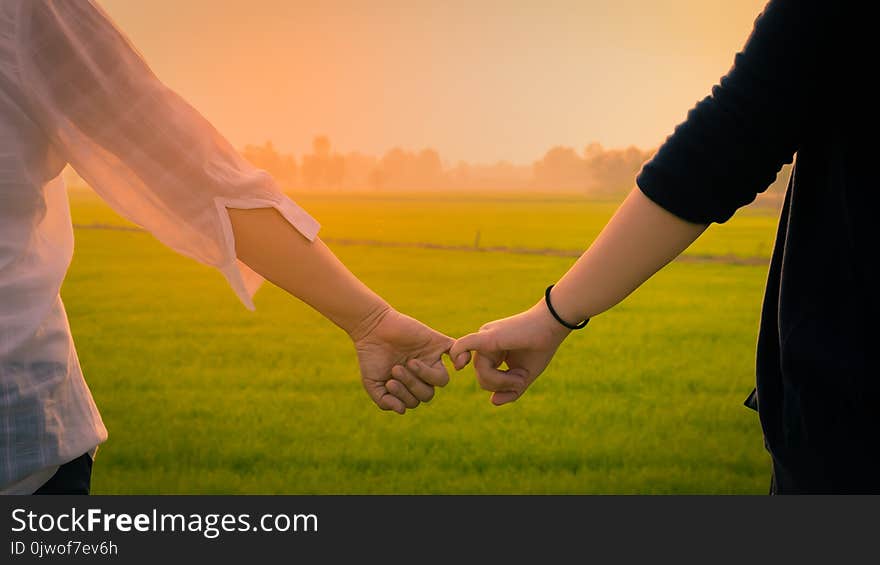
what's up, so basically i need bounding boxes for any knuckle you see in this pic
[484,335,500,352]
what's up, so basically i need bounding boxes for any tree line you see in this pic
[243,136,661,195]
[63,135,790,198]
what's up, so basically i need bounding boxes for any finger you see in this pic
[429,333,457,372]
[450,332,491,367]
[437,334,455,355]
[386,377,421,409]
[491,390,521,406]
[392,365,435,402]
[364,380,407,414]
[453,351,472,371]
[473,353,526,393]
[407,358,449,387]
[379,393,407,414]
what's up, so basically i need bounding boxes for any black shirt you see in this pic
[636,1,876,493]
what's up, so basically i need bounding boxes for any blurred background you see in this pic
[65,0,785,493]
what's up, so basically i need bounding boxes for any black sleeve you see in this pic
[636,0,822,224]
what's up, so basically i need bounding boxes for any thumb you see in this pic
[450,331,492,370]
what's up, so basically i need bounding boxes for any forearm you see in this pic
[550,188,708,323]
[228,207,389,340]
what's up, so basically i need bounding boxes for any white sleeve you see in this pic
[15,0,319,309]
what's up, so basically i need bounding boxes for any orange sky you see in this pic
[100,0,768,164]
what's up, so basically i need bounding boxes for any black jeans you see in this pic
[33,453,93,495]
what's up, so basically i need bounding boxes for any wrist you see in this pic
[346,298,392,342]
[543,284,589,331]
[529,300,572,345]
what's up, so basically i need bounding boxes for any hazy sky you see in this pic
[100,0,768,164]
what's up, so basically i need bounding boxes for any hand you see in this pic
[450,302,571,405]
[352,306,454,414]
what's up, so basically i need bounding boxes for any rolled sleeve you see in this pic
[15,0,318,309]
[636,0,820,225]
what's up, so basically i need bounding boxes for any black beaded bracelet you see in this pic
[544,285,589,330]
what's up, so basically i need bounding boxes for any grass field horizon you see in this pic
[64,187,779,494]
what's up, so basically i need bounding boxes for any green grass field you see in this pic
[64,189,779,493]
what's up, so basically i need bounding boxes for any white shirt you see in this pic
[0,0,319,492]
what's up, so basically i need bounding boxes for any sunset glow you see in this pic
[101,0,768,164]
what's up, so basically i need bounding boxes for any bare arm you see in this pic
[549,188,707,324]
[448,188,707,405]
[228,207,389,341]
[230,207,453,414]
